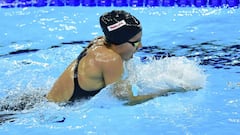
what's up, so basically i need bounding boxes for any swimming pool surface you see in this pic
[0,7,240,135]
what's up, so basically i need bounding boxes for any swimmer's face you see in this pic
[119,32,142,61]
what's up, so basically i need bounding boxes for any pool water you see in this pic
[0,7,240,135]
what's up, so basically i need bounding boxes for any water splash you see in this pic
[125,56,207,94]
[0,89,47,112]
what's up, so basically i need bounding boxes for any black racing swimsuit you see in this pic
[69,45,102,102]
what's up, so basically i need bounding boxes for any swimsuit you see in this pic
[69,45,102,101]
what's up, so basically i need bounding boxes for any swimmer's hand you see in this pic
[169,85,202,92]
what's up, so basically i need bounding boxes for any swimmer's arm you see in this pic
[112,80,173,106]
[125,89,171,106]
[125,86,199,105]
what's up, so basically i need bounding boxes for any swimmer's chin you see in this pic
[124,55,134,61]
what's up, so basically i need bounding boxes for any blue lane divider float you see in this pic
[0,0,239,8]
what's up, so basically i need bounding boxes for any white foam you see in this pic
[125,56,207,94]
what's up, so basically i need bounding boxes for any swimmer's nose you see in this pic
[138,42,143,49]
[135,42,142,52]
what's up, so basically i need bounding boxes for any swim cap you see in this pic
[100,10,142,45]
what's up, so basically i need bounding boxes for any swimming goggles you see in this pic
[127,39,141,48]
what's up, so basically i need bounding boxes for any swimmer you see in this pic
[46,10,186,105]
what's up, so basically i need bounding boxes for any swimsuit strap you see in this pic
[74,42,94,78]
[74,50,86,78]
[74,36,104,78]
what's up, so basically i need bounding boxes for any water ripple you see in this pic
[137,42,240,70]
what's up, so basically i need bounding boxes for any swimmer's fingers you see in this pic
[185,86,202,91]
[173,86,202,92]
[169,86,187,92]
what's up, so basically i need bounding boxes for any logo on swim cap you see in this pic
[107,20,127,32]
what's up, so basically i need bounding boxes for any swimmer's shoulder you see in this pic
[88,39,122,64]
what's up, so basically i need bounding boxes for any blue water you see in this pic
[0,7,240,135]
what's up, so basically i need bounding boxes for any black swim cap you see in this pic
[100,10,142,45]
